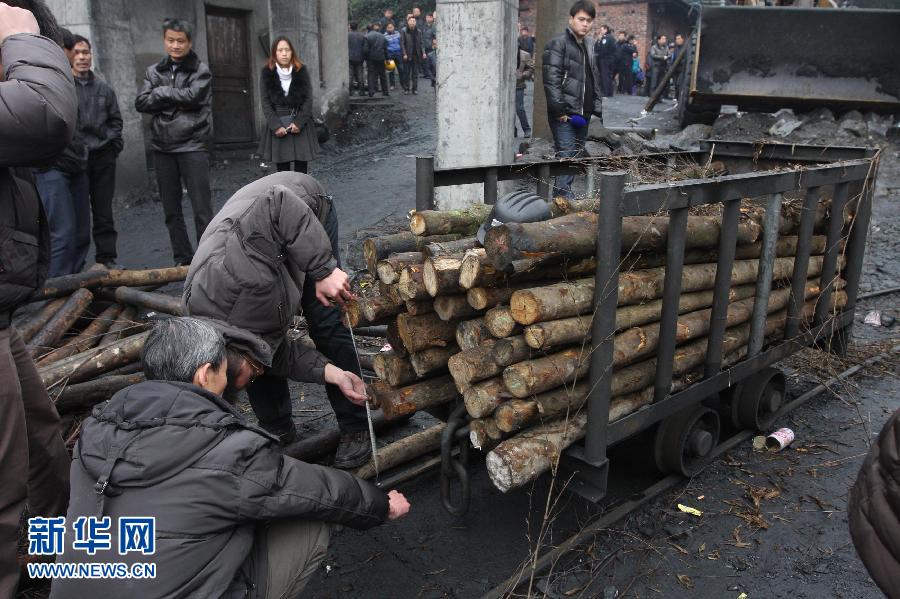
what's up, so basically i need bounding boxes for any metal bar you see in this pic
[483,167,498,205]
[841,174,875,317]
[415,156,435,211]
[536,163,551,200]
[784,186,821,340]
[622,161,870,216]
[585,172,626,466]
[748,193,783,356]
[814,182,850,327]
[653,207,689,403]
[609,310,855,444]
[703,198,740,377]
[698,139,875,162]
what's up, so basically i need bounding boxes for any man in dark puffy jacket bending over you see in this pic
[183,171,376,468]
[52,317,409,599]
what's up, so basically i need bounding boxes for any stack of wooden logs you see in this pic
[12,267,188,444]
[351,197,848,493]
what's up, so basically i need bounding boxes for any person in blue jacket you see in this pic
[384,22,404,92]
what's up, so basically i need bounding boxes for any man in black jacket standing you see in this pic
[364,22,389,97]
[0,3,76,596]
[70,34,124,269]
[542,1,603,200]
[348,22,365,96]
[51,317,410,599]
[135,18,213,267]
[594,24,617,97]
[400,15,425,95]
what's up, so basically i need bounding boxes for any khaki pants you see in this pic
[232,518,331,599]
[0,326,70,598]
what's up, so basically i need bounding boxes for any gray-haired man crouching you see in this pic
[51,317,409,599]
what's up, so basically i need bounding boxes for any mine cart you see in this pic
[677,6,900,126]
[416,140,880,514]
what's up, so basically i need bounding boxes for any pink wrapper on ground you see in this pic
[765,427,795,452]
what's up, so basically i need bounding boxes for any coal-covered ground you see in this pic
[50,85,900,599]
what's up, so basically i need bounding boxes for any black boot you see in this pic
[333,430,373,469]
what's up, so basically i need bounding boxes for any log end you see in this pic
[485,449,515,493]
[423,259,438,297]
[410,212,427,236]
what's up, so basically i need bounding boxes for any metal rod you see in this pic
[748,193,783,356]
[483,167,498,205]
[704,198,740,378]
[585,165,595,199]
[537,163,551,200]
[585,172,626,466]
[814,182,850,327]
[415,156,435,211]
[858,285,900,301]
[784,186,821,340]
[653,207,689,404]
[840,176,875,315]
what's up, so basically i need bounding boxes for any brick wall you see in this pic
[516,0,689,68]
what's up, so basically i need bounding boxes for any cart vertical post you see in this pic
[585,172,626,466]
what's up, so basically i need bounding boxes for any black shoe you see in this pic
[333,430,372,469]
[412,90,418,95]
[264,421,298,445]
[383,92,389,97]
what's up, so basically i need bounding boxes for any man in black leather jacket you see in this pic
[541,1,603,199]
[135,18,213,267]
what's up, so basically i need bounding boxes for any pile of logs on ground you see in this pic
[11,267,188,445]
[351,198,848,492]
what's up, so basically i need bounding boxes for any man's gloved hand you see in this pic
[315,267,353,307]
[323,364,368,405]
[0,3,39,43]
[386,490,410,520]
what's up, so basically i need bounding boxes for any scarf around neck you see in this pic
[276,65,293,94]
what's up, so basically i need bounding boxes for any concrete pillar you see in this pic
[318,0,350,125]
[434,0,518,210]
[88,0,148,193]
[268,0,321,114]
[532,0,571,140]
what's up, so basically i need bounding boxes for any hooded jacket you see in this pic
[0,34,77,328]
[848,407,900,599]
[50,379,388,599]
[183,172,337,383]
[134,51,212,153]
[542,28,603,121]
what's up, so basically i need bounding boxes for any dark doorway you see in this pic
[205,7,254,144]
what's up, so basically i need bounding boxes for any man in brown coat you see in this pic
[849,406,900,599]
[0,1,77,596]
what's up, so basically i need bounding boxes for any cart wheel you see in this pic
[731,367,786,431]
[654,406,720,477]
